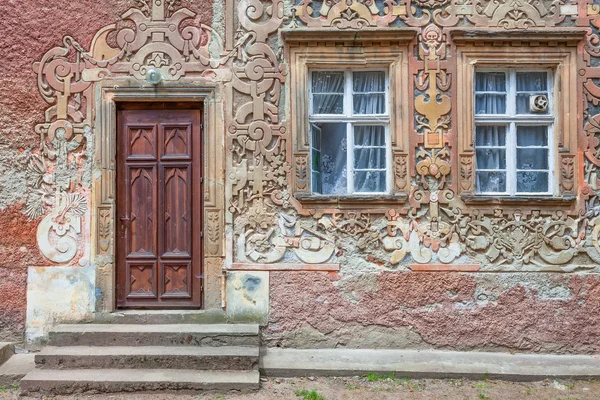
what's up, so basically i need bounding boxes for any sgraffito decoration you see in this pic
[26,0,600,271]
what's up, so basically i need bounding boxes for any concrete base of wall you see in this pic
[260,348,600,381]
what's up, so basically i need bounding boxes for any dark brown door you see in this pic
[116,105,203,308]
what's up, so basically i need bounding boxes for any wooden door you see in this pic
[116,105,203,308]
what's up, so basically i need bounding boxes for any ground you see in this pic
[1,376,600,399]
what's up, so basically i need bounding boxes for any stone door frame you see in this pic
[91,80,226,314]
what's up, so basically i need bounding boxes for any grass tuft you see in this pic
[295,389,325,400]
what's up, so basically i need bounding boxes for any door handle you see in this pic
[120,216,130,231]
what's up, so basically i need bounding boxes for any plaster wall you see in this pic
[1,0,599,358]
[0,0,215,342]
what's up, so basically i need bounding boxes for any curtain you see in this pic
[475,125,506,193]
[353,125,386,192]
[311,72,346,194]
[311,71,388,194]
[312,72,345,115]
[475,72,506,115]
[353,71,385,114]
[516,71,548,114]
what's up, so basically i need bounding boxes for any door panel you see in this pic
[117,106,203,308]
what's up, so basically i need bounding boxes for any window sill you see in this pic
[460,194,576,207]
[295,193,408,209]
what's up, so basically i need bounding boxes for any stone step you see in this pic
[36,346,259,370]
[0,354,35,386]
[20,368,260,395]
[0,343,14,366]
[48,324,260,347]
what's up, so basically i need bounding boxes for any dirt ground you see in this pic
[1,376,600,400]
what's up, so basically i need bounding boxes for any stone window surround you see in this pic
[91,80,226,314]
[452,29,584,206]
[284,29,416,209]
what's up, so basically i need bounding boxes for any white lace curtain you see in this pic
[311,71,387,194]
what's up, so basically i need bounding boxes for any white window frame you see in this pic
[308,69,392,195]
[474,68,555,196]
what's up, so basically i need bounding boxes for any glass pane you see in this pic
[476,125,506,146]
[311,149,320,171]
[354,170,386,193]
[475,72,506,92]
[517,149,549,170]
[516,72,547,91]
[476,94,506,114]
[311,171,321,193]
[312,71,345,93]
[517,171,549,193]
[353,94,385,114]
[476,171,506,193]
[354,126,385,146]
[354,148,386,169]
[312,71,345,114]
[312,94,343,114]
[353,71,385,92]
[516,94,549,114]
[312,125,321,150]
[313,123,347,195]
[517,126,548,146]
[476,149,506,169]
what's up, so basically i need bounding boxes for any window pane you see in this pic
[354,125,385,146]
[517,149,549,170]
[475,72,506,92]
[311,149,320,171]
[476,149,506,169]
[312,126,321,150]
[354,170,386,193]
[353,71,386,114]
[516,72,547,91]
[517,126,548,146]
[476,171,506,193]
[516,72,549,114]
[476,125,506,146]
[353,94,385,114]
[311,171,321,193]
[354,71,385,92]
[517,171,549,193]
[312,71,345,93]
[516,94,549,114]
[476,94,506,114]
[354,148,386,169]
[312,72,345,114]
[313,94,343,114]
[312,123,347,195]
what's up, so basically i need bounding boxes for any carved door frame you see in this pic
[91,80,226,314]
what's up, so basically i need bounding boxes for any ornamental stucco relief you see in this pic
[25,0,600,272]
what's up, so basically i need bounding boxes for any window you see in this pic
[474,70,554,196]
[309,70,390,195]
[453,32,581,201]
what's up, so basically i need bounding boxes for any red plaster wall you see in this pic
[0,0,213,341]
[265,272,600,354]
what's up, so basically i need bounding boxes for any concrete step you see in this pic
[0,342,14,366]
[20,368,260,395]
[48,324,259,347]
[36,346,259,370]
[0,354,35,386]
